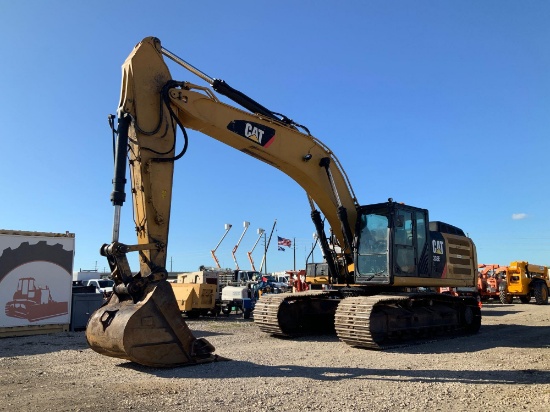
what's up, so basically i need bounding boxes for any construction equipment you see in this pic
[86,37,481,367]
[499,261,549,305]
[477,264,505,301]
[247,228,265,271]
[210,224,232,268]
[220,285,255,318]
[171,271,220,317]
[231,221,250,270]
[84,278,115,300]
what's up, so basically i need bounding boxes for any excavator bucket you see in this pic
[86,280,223,367]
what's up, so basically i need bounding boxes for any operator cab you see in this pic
[354,200,431,285]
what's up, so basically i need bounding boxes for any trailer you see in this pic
[0,230,75,338]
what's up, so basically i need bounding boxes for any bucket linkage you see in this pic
[86,242,224,367]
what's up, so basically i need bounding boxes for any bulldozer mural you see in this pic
[5,277,68,322]
[0,235,75,331]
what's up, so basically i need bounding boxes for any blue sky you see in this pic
[1,1,548,273]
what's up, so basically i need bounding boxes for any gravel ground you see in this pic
[0,301,549,412]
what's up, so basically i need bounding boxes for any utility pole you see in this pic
[293,237,296,271]
[259,219,277,274]
[313,232,318,263]
[307,232,318,266]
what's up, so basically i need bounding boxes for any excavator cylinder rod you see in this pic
[110,114,130,208]
[86,280,225,367]
[160,43,279,122]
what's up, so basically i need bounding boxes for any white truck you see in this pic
[73,270,104,283]
[85,279,115,296]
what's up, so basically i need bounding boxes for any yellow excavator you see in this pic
[86,37,481,367]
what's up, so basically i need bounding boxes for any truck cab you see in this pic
[85,279,114,296]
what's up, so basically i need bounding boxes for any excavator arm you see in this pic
[86,37,359,367]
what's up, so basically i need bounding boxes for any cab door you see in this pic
[393,210,416,276]
[393,207,430,277]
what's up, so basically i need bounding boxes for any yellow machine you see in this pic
[499,261,549,305]
[170,271,220,317]
[86,37,481,367]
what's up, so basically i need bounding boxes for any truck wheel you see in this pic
[499,290,513,304]
[533,283,549,305]
[212,305,222,317]
[186,311,200,319]
[519,295,531,304]
[221,306,231,316]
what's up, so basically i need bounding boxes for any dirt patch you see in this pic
[0,302,549,411]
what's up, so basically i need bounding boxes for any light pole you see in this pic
[263,231,267,275]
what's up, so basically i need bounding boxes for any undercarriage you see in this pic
[254,290,481,348]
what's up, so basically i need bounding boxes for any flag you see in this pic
[278,246,285,251]
[278,236,292,247]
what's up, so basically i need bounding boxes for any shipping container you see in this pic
[0,230,75,337]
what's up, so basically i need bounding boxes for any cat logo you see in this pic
[226,120,276,148]
[244,123,264,143]
[432,240,444,255]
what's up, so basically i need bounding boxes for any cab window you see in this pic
[394,211,415,275]
[356,213,389,276]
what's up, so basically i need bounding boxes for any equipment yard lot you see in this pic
[1,303,549,412]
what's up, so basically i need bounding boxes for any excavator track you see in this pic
[255,291,481,349]
[254,290,339,337]
[335,293,481,349]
